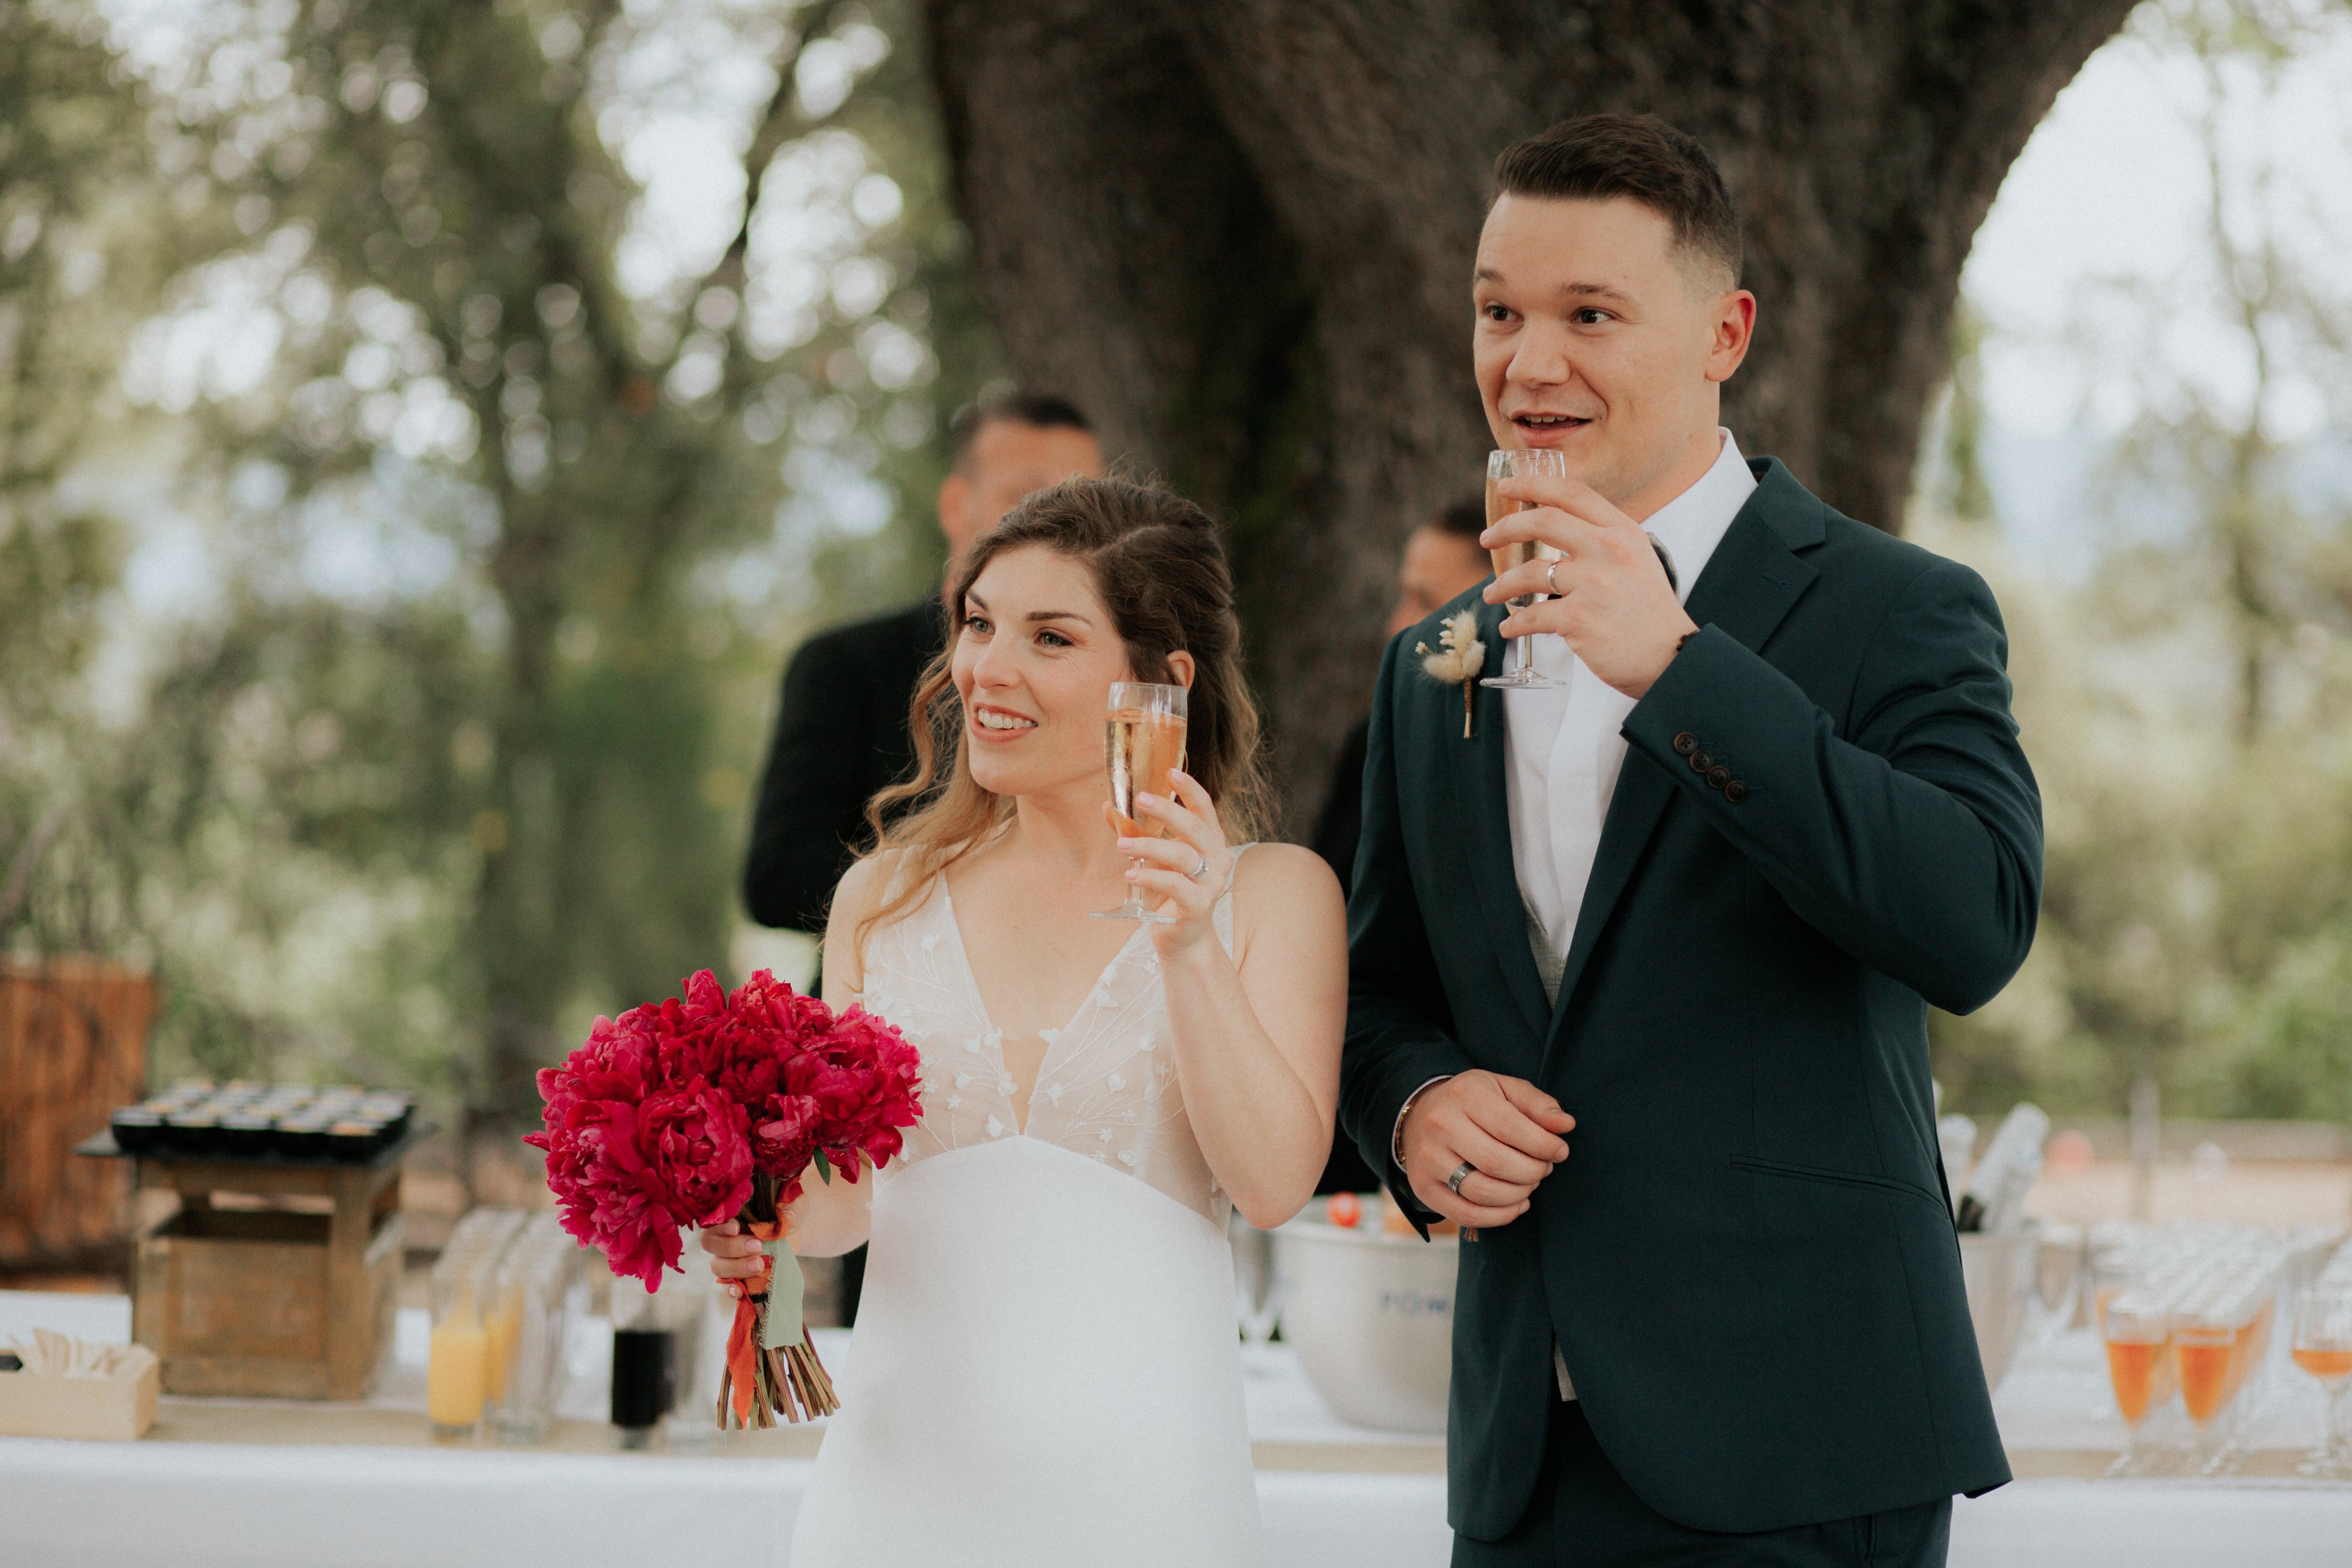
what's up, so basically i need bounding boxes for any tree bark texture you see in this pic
[927,0,2139,831]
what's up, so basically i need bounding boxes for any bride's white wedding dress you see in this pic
[784,856,1263,1566]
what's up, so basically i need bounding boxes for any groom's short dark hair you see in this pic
[1492,114,1743,288]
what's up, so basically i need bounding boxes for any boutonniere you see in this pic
[1415,609,1485,738]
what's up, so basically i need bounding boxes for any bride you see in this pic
[703,476,1347,1565]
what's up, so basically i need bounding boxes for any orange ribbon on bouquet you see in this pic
[723,1218,783,1427]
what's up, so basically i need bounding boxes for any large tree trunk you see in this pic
[927,0,2139,831]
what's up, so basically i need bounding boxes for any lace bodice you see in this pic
[854,854,1251,1228]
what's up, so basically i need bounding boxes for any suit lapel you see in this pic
[1539,470,1823,1071]
[1442,596,1552,1046]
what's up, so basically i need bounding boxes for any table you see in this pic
[5,1291,2348,1567]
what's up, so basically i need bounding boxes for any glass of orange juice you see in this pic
[2174,1312,2236,1432]
[2101,1290,2173,1476]
[2291,1282,2352,1477]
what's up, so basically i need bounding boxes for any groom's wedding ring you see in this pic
[1187,849,1211,881]
[1544,560,1561,595]
[1446,1161,1476,1196]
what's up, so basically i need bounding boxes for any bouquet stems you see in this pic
[717,1171,840,1427]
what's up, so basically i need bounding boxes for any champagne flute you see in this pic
[1479,447,1571,691]
[1094,681,1189,923]
[2292,1282,2352,1477]
[2174,1303,2238,1472]
[2101,1290,2174,1476]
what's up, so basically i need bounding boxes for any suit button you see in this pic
[1724,780,1749,804]
[1689,750,1712,773]
[1672,733,1698,756]
[1706,765,1732,790]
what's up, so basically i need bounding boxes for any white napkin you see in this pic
[3,1328,159,1380]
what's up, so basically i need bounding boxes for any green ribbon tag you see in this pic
[759,1235,808,1352]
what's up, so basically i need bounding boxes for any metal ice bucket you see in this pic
[1958,1226,2040,1392]
[1270,1214,1458,1433]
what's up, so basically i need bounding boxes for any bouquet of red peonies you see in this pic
[525,968,922,1427]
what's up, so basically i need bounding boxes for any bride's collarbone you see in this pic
[943,877,1140,1033]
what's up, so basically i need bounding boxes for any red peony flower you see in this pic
[640,1082,755,1228]
[526,968,923,1289]
[528,1095,681,1289]
[753,1091,821,1192]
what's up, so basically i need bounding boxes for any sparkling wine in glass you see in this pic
[1094,681,1189,924]
[2292,1282,2352,1477]
[1480,447,1571,690]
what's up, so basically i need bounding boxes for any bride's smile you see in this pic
[951,543,1194,805]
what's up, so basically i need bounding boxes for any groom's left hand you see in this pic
[1484,472,1696,699]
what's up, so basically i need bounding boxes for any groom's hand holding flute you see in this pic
[1398,1072,1573,1229]
[1483,470,1696,700]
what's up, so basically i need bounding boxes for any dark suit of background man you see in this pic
[743,392,1105,1318]
[1340,116,2042,1566]
[1312,497,1492,1196]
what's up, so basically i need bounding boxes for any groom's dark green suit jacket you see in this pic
[1339,459,2039,1540]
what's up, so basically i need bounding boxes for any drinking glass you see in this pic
[2033,1222,2083,1340]
[609,1274,677,1450]
[2101,1291,2175,1476]
[2292,1283,2352,1477]
[493,1214,586,1445]
[1094,681,1190,923]
[427,1208,526,1440]
[1479,448,1572,691]
[1228,1211,1284,1373]
[2174,1307,2237,1470]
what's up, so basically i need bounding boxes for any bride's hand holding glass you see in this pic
[1110,768,1233,955]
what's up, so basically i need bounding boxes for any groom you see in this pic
[1339,114,2042,1566]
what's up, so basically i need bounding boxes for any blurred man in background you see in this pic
[1310,497,1492,890]
[743,391,1101,1318]
[1311,496,1491,1195]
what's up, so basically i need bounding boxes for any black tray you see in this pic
[74,1119,438,1172]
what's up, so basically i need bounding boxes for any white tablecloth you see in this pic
[5,1292,2348,1567]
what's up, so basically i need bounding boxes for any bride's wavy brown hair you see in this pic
[851,476,1272,958]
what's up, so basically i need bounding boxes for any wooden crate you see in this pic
[0,959,154,1268]
[131,1154,405,1399]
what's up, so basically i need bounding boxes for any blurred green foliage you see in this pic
[1925,0,2352,1124]
[1,0,995,1155]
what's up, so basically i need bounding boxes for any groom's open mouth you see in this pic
[1511,411,1594,440]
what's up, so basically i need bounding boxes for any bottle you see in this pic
[1937,1114,1979,1215]
[1955,1104,2050,1233]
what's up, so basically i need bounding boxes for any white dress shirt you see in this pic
[1498,429,1755,1402]
[1389,433,1756,1399]
[1504,429,1756,981]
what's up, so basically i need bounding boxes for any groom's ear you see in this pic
[1703,289,1757,384]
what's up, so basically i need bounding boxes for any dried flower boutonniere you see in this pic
[1415,609,1486,738]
